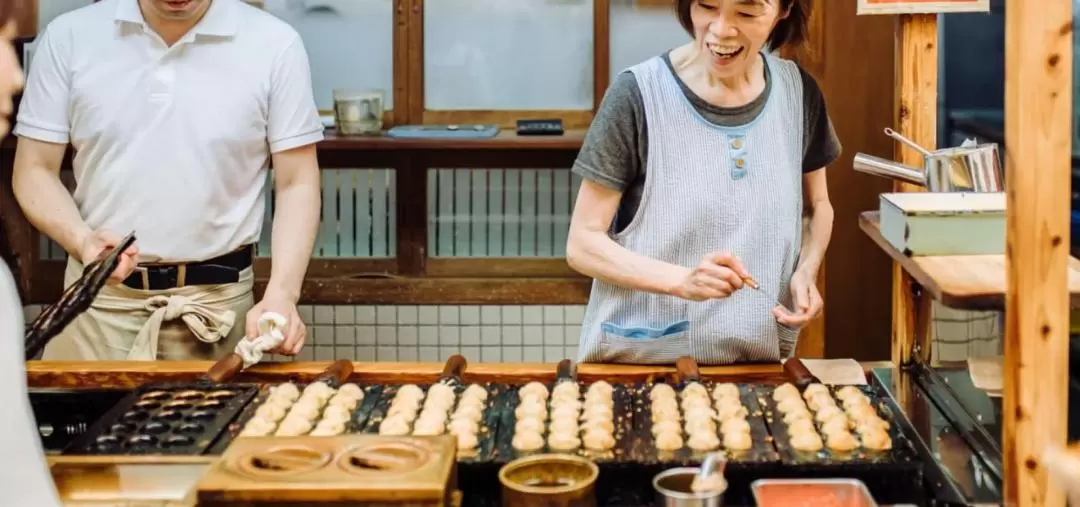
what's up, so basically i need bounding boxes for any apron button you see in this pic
[735,158,746,168]
[731,138,744,149]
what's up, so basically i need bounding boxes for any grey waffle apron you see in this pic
[576,52,805,365]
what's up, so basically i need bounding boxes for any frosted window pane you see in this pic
[609,0,688,80]
[263,0,394,111]
[424,0,594,111]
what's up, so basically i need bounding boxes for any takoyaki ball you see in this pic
[379,415,411,436]
[683,406,715,422]
[255,402,288,422]
[547,431,581,450]
[550,405,579,421]
[782,408,812,425]
[582,418,616,434]
[846,403,878,422]
[715,402,748,421]
[712,383,740,400]
[819,414,851,437]
[581,403,614,422]
[552,381,580,399]
[860,428,892,451]
[288,398,323,421]
[462,384,488,401]
[310,419,346,437]
[814,404,845,425]
[807,393,836,413]
[336,383,364,400]
[655,430,684,451]
[803,383,829,400]
[854,417,890,434]
[454,428,479,450]
[275,415,313,437]
[512,430,545,451]
[387,404,419,422]
[786,418,816,436]
[582,428,616,451]
[723,430,753,451]
[240,416,277,437]
[519,382,549,401]
[327,393,359,411]
[321,404,352,424]
[514,416,545,434]
[650,383,676,401]
[687,431,720,451]
[776,396,807,415]
[451,404,484,424]
[651,404,681,423]
[684,417,716,435]
[269,382,301,403]
[548,417,579,435]
[789,430,824,452]
[515,398,547,420]
[681,382,708,400]
[772,383,800,402]
[651,419,682,436]
[456,396,485,413]
[681,395,712,410]
[397,384,425,401]
[720,417,750,435]
[448,417,477,435]
[412,418,445,436]
[826,431,859,452]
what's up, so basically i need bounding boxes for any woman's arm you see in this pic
[795,168,834,279]
[566,180,688,296]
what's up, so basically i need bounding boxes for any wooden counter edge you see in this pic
[860,210,1080,310]
[26,360,896,389]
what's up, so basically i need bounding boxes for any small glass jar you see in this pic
[333,89,385,136]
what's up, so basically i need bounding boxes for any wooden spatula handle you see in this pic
[783,357,821,389]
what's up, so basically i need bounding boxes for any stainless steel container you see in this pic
[853,139,1004,193]
[498,454,598,507]
[652,467,724,507]
[751,478,878,507]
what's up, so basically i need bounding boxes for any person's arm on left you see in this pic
[774,65,839,329]
[246,33,325,355]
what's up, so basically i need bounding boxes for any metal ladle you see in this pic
[883,127,933,157]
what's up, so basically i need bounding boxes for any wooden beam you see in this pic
[593,0,611,113]
[1003,0,1072,504]
[890,14,937,366]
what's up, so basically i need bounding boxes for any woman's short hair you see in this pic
[674,0,812,50]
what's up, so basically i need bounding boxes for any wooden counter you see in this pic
[860,211,1080,310]
[27,360,896,388]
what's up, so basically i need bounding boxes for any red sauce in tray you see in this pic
[754,484,874,507]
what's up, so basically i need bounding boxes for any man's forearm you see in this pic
[264,180,320,303]
[12,166,91,260]
[796,201,834,278]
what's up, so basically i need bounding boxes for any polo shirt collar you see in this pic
[115,0,238,38]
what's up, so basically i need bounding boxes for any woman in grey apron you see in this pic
[568,0,838,365]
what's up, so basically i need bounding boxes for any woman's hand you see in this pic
[671,252,751,301]
[773,269,823,328]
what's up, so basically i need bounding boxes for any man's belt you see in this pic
[121,245,255,291]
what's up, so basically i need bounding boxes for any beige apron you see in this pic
[41,258,254,361]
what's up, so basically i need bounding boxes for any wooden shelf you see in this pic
[859,211,1080,310]
[1,129,587,152]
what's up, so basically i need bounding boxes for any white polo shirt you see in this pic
[15,0,324,263]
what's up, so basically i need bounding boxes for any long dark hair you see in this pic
[0,0,28,284]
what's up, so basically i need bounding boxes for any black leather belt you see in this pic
[122,245,255,291]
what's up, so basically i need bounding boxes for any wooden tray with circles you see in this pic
[196,434,458,506]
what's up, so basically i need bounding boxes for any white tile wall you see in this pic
[22,304,586,363]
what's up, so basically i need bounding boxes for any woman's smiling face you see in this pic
[690,0,788,78]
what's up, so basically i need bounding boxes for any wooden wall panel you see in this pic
[820,0,897,360]
[14,0,37,37]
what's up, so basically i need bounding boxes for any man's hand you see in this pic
[79,231,139,284]
[245,295,306,356]
[772,269,824,329]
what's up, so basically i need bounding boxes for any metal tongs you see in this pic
[24,231,137,360]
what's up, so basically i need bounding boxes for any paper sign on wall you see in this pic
[858,0,990,15]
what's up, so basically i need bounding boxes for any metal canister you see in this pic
[653,467,724,507]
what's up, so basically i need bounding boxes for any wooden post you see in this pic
[890,14,937,366]
[1002,0,1072,504]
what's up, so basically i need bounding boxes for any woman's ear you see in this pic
[778,0,793,20]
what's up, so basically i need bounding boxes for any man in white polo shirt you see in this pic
[12,0,322,361]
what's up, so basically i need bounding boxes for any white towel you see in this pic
[234,312,287,369]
